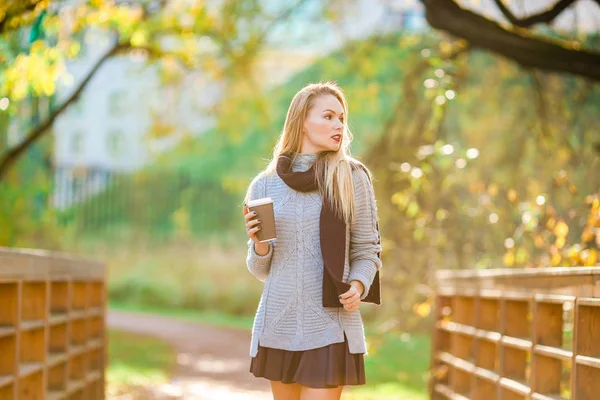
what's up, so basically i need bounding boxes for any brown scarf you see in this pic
[276,154,381,308]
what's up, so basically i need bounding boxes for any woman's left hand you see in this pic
[339,281,364,311]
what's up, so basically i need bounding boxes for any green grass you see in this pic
[107,329,176,393]
[344,383,427,400]
[353,331,429,399]
[108,302,430,397]
[109,300,256,331]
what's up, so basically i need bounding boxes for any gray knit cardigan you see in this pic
[246,152,382,357]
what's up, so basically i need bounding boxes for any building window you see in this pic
[71,100,84,116]
[106,130,122,157]
[108,91,125,115]
[71,131,83,154]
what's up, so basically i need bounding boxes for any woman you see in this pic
[242,82,382,400]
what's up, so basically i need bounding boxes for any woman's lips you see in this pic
[331,135,341,143]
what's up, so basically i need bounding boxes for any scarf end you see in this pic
[321,270,382,307]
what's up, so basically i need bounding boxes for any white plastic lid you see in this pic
[248,197,273,207]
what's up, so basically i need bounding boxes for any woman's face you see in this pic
[301,94,344,154]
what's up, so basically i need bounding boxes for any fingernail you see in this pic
[257,219,262,222]
[257,227,261,230]
[252,211,257,215]
[338,295,342,299]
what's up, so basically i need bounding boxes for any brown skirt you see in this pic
[249,333,366,388]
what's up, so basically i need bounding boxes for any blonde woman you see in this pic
[242,82,382,400]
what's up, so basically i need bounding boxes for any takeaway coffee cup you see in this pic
[247,197,276,242]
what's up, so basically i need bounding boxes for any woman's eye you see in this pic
[324,115,331,120]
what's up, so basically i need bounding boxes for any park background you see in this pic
[1,0,599,398]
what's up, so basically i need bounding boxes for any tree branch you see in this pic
[0,40,125,181]
[493,0,577,27]
[421,0,600,81]
[0,0,315,182]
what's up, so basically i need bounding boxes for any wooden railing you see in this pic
[0,247,106,400]
[429,267,600,400]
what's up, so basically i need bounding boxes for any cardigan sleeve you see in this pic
[245,173,274,282]
[348,166,382,299]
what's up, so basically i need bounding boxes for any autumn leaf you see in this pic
[534,235,544,248]
[553,220,569,237]
[551,251,562,266]
[406,201,420,217]
[413,302,431,318]
[503,251,515,266]
[581,226,595,242]
[567,245,581,265]
[487,183,498,197]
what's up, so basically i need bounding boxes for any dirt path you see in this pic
[107,310,271,400]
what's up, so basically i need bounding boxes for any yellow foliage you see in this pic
[68,42,81,58]
[2,40,66,100]
[172,208,191,239]
[435,209,449,221]
[413,302,431,318]
[581,226,595,242]
[567,245,581,265]
[487,183,498,197]
[582,249,598,266]
[391,192,408,209]
[553,220,569,237]
[534,235,544,248]
[439,41,453,55]
[131,29,149,47]
[551,252,562,266]
[555,170,568,186]
[503,251,515,266]
[515,247,529,264]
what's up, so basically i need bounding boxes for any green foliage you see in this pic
[0,135,63,247]
[105,239,263,317]
[156,32,441,192]
[365,37,599,331]
[109,268,184,308]
[107,329,174,394]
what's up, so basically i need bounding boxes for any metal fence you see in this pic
[52,166,240,238]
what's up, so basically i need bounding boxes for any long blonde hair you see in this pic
[247,81,370,225]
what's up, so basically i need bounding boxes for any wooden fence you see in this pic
[0,247,105,400]
[429,267,600,400]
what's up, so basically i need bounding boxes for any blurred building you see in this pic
[52,0,426,173]
[48,0,426,208]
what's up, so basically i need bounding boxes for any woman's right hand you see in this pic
[243,204,263,244]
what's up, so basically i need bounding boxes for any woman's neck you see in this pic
[291,152,318,172]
